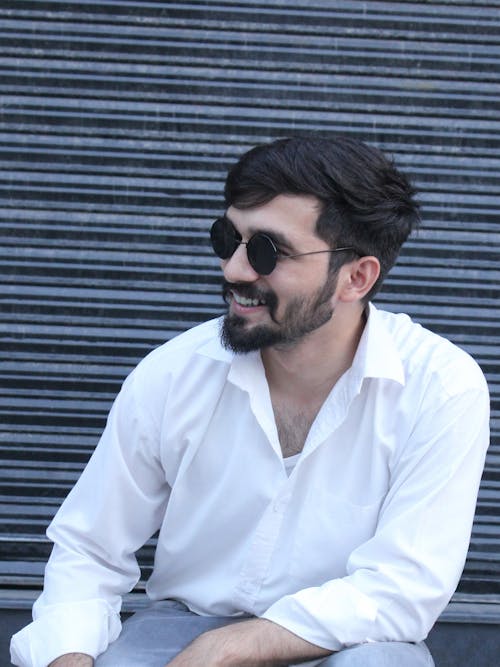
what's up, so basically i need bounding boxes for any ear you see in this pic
[337,256,381,303]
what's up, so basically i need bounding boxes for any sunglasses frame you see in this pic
[210,216,358,275]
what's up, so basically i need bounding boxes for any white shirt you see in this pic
[11,304,490,667]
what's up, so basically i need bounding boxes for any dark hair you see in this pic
[224,136,420,300]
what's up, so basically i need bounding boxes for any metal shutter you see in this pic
[1,0,499,612]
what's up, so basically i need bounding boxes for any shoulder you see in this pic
[375,307,488,399]
[138,317,229,372]
[122,317,233,402]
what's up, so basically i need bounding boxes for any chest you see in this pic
[272,400,320,457]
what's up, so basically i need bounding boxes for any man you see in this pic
[11,137,489,667]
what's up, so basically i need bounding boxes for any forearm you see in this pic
[48,654,93,667]
[167,617,332,666]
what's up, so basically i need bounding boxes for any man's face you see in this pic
[218,194,340,353]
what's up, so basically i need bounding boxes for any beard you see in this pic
[220,273,338,353]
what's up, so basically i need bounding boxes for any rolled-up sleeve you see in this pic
[10,367,171,667]
[262,382,490,650]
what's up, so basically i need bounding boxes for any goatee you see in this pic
[220,277,337,353]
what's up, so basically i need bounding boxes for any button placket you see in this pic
[233,484,292,610]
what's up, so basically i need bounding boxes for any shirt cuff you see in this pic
[10,598,121,667]
[261,579,378,651]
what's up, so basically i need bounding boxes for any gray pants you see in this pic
[95,600,435,667]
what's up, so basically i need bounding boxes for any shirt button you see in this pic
[273,497,289,512]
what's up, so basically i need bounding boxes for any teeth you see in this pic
[233,292,265,307]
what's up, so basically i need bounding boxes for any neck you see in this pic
[261,303,366,402]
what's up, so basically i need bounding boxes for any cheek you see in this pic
[275,272,321,297]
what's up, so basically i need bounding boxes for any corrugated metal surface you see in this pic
[0,0,499,608]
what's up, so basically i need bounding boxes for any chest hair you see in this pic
[273,401,318,458]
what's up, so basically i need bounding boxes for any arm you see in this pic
[49,655,93,667]
[10,368,171,667]
[261,382,490,651]
[166,618,332,667]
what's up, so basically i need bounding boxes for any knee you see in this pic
[318,641,434,667]
[318,644,378,667]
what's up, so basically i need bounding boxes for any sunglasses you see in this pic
[210,216,356,275]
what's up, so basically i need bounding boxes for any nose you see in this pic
[222,242,260,283]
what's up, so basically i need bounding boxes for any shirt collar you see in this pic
[195,318,267,393]
[196,320,273,404]
[354,303,405,385]
[196,318,234,362]
[196,304,406,387]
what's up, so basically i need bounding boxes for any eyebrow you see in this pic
[224,215,297,254]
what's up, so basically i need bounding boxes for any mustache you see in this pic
[222,281,278,316]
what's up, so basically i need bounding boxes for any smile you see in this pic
[232,291,266,307]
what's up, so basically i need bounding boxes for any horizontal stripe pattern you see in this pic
[0,0,499,607]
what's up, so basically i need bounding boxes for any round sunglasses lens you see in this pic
[247,234,277,275]
[210,218,237,259]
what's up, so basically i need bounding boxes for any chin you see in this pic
[220,315,282,353]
